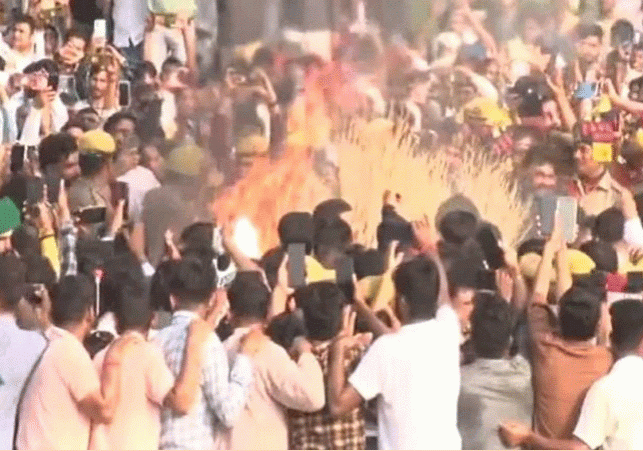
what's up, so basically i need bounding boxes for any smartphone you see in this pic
[44,172,61,205]
[476,225,505,270]
[93,19,107,41]
[47,73,59,91]
[25,176,44,205]
[627,271,643,293]
[556,196,578,243]
[10,144,25,173]
[287,243,306,288]
[537,194,558,238]
[75,206,107,224]
[111,181,129,220]
[118,80,130,108]
[476,268,497,291]
[336,255,355,303]
[59,74,74,93]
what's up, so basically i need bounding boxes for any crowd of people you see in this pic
[1,0,643,449]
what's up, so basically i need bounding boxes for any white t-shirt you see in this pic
[0,314,47,449]
[118,166,161,223]
[112,0,149,48]
[349,305,462,450]
[574,355,643,450]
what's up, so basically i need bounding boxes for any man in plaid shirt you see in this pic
[288,282,367,450]
[154,257,262,450]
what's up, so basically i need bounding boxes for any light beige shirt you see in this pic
[572,170,622,218]
[222,328,325,450]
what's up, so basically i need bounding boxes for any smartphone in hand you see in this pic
[287,243,306,289]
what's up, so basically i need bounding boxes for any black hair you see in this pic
[447,257,479,297]
[167,257,215,305]
[51,274,95,327]
[23,255,56,293]
[558,287,602,340]
[12,14,36,34]
[160,57,183,80]
[100,253,146,315]
[577,23,604,41]
[64,27,89,47]
[150,259,176,312]
[0,254,26,309]
[610,19,634,47]
[580,241,618,273]
[79,152,109,177]
[38,132,78,171]
[610,299,643,354]
[89,62,108,78]
[518,238,546,258]
[295,282,345,341]
[353,248,386,279]
[259,247,285,290]
[11,224,40,258]
[104,111,138,134]
[593,207,625,243]
[180,222,214,251]
[114,281,152,332]
[471,291,515,358]
[134,61,158,81]
[393,257,440,320]
[315,220,352,250]
[227,271,270,320]
[279,212,314,253]
[62,117,90,133]
[266,311,307,350]
[439,210,478,245]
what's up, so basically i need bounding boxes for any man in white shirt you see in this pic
[500,299,643,450]
[328,219,462,450]
[0,15,41,74]
[0,254,47,450]
[110,0,148,68]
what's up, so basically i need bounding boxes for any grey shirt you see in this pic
[458,355,533,450]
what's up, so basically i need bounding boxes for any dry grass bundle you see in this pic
[337,118,531,248]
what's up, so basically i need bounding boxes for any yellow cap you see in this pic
[78,130,116,155]
[166,144,205,177]
[520,250,596,282]
[236,134,269,157]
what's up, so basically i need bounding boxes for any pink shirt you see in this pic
[17,326,100,450]
[221,328,325,450]
[89,332,174,450]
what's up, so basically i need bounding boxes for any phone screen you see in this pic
[118,81,130,107]
[537,194,558,238]
[25,177,44,205]
[287,243,306,288]
[93,19,107,40]
[556,196,578,243]
[336,256,355,303]
[111,181,129,220]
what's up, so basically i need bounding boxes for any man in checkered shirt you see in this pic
[288,282,367,450]
[154,257,258,450]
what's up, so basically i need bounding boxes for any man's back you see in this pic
[574,355,643,449]
[90,335,174,450]
[0,316,46,449]
[529,304,612,439]
[458,355,533,450]
[154,311,253,450]
[349,305,461,450]
[17,326,100,450]
[223,328,325,450]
